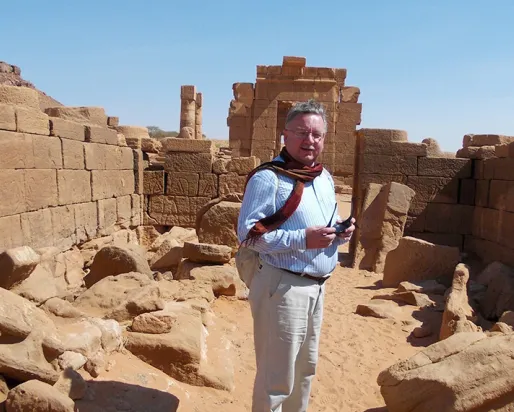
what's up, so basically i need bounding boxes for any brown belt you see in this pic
[282,268,329,285]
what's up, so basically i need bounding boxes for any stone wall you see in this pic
[227,56,361,184]
[351,128,514,268]
[0,85,143,252]
[142,138,257,228]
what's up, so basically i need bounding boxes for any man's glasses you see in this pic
[285,129,325,142]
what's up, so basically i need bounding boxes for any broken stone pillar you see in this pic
[180,85,196,138]
[353,182,415,273]
[195,92,203,140]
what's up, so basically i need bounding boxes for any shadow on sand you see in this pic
[75,379,180,412]
[363,407,388,412]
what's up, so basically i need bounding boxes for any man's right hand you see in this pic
[305,226,337,249]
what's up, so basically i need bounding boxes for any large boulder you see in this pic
[84,245,152,288]
[378,332,514,412]
[6,379,75,412]
[183,242,232,264]
[382,237,460,287]
[0,246,40,289]
[197,201,241,248]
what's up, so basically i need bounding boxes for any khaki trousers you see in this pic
[248,259,326,412]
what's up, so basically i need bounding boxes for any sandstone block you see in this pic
[166,172,199,196]
[117,195,132,228]
[183,242,232,264]
[493,158,514,180]
[210,157,229,173]
[358,129,408,155]
[45,106,107,126]
[409,232,463,249]
[382,236,460,287]
[85,245,152,288]
[20,209,54,249]
[115,125,149,140]
[219,173,246,197]
[0,170,26,217]
[97,198,117,235]
[85,125,118,145]
[51,205,76,251]
[0,85,40,109]
[15,106,50,135]
[57,170,91,205]
[0,131,34,169]
[0,103,16,131]
[198,173,218,198]
[74,202,98,243]
[124,136,142,149]
[418,157,471,178]
[495,141,514,158]
[6,379,76,412]
[361,154,417,175]
[141,136,162,153]
[49,117,85,141]
[475,180,489,207]
[198,201,241,248]
[33,135,63,169]
[143,171,165,195]
[131,311,177,334]
[181,85,196,100]
[133,149,144,194]
[61,139,84,169]
[459,178,476,206]
[227,157,258,174]
[0,246,40,289]
[0,215,23,251]
[107,116,119,127]
[131,194,142,227]
[489,180,514,212]
[149,238,183,270]
[356,300,402,319]
[161,137,214,153]
[91,170,135,201]
[164,152,213,173]
[24,169,58,210]
[406,176,459,204]
[232,83,254,106]
[463,133,514,147]
[341,86,360,103]
[425,203,474,234]
[148,195,210,227]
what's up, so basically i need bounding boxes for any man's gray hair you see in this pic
[285,99,327,132]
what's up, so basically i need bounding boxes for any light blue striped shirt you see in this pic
[237,155,348,277]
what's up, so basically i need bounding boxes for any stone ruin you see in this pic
[0,56,514,410]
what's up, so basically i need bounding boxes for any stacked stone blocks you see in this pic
[0,85,143,252]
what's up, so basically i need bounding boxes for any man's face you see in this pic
[283,113,325,166]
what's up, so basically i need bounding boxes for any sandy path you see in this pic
[177,264,439,412]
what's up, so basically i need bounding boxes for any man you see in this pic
[237,99,356,411]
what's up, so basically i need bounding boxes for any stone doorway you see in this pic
[274,101,295,157]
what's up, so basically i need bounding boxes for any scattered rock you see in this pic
[188,265,242,297]
[412,325,432,338]
[397,279,447,295]
[84,351,106,378]
[491,322,513,334]
[85,245,152,288]
[198,201,241,248]
[372,291,435,307]
[57,351,87,371]
[42,298,86,319]
[382,237,460,287]
[131,310,177,334]
[183,242,232,264]
[149,238,183,270]
[6,379,75,412]
[0,246,40,289]
[356,300,402,319]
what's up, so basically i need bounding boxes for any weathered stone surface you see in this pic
[479,261,514,320]
[372,291,435,308]
[15,106,50,135]
[440,263,479,340]
[197,201,241,248]
[45,106,107,126]
[143,171,165,195]
[397,280,447,295]
[91,170,135,201]
[74,273,161,322]
[131,310,177,334]
[141,136,162,153]
[0,246,40,289]
[374,182,415,273]
[6,379,75,412]
[61,138,85,169]
[49,117,85,141]
[164,152,213,173]
[149,238,183,270]
[0,85,40,110]
[382,237,460,287]
[378,332,514,412]
[463,133,514,148]
[56,351,87,370]
[183,242,232,264]
[85,125,118,145]
[57,170,91,205]
[85,244,152,288]
[161,137,214,153]
[0,103,16,131]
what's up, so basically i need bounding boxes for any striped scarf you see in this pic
[242,147,324,245]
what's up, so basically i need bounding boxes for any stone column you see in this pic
[195,92,203,140]
[180,85,196,138]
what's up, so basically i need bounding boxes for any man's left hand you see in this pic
[336,217,356,241]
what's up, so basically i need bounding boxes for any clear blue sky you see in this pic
[2,0,513,152]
